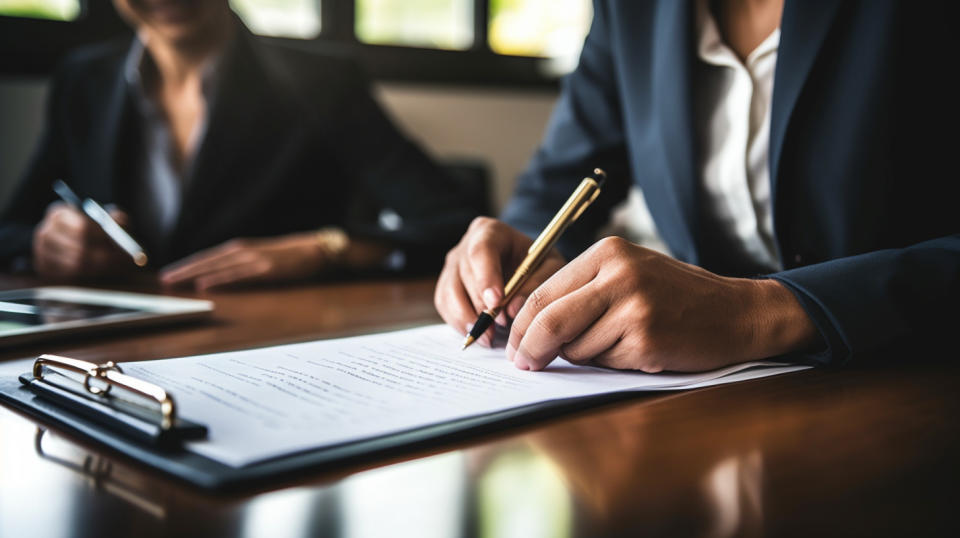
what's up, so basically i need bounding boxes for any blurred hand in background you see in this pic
[160,230,391,291]
[32,203,133,278]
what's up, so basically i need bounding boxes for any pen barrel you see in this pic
[81,199,147,265]
[52,179,84,208]
[526,178,601,256]
[502,177,602,303]
[501,248,547,305]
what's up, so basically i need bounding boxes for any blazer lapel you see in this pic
[85,56,132,204]
[770,0,842,198]
[650,0,701,263]
[165,29,279,256]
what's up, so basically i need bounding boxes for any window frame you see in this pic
[0,1,128,76]
[0,0,568,87]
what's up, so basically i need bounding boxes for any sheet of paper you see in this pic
[0,358,34,379]
[119,324,809,467]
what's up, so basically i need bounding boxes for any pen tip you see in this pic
[134,253,148,267]
[461,335,475,350]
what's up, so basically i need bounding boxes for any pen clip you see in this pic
[571,186,602,223]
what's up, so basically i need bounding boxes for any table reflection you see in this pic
[521,402,767,537]
[34,428,166,520]
[239,452,470,538]
[474,446,573,538]
[1,407,577,538]
[0,393,771,538]
[702,451,763,538]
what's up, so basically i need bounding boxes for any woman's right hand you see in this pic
[434,217,565,347]
[32,202,132,278]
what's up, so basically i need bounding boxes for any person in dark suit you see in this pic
[436,0,958,371]
[0,0,476,289]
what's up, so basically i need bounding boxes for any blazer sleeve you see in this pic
[501,0,632,260]
[770,234,960,365]
[0,62,71,267]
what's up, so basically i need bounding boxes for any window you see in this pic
[1,0,595,84]
[489,0,592,74]
[230,0,321,39]
[356,0,474,51]
[0,0,80,21]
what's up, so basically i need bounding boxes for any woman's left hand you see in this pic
[159,232,332,290]
[506,236,818,372]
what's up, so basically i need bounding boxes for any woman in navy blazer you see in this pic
[436,0,958,370]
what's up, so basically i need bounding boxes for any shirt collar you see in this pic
[123,32,227,112]
[695,0,780,69]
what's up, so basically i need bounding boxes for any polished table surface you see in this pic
[0,275,957,537]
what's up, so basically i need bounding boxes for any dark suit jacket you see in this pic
[0,28,476,271]
[502,1,959,364]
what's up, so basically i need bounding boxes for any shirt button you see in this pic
[793,253,804,265]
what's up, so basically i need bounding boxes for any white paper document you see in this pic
[121,324,809,467]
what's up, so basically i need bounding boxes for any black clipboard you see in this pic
[0,355,638,492]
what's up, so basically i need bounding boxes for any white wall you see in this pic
[376,84,659,247]
[0,78,48,205]
[0,78,558,214]
[376,84,557,211]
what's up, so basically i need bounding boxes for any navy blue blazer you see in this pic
[502,1,959,364]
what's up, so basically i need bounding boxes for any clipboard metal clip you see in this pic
[33,355,176,429]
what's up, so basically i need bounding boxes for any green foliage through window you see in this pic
[230,0,321,39]
[0,0,80,21]
[356,0,474,51]
[489,0,591,73]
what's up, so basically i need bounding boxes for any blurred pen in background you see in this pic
[52,180,148,267]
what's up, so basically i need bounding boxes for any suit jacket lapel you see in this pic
[85,55,131,204]
[165,29,279,256]
[650,0,701,263]
[770,0,842,199]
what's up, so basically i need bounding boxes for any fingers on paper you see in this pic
[508,254,607,370]
[464,217,507,311]
[503,255,566,321]
[434,261,479,338]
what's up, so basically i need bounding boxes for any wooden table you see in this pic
[0,275,957,537]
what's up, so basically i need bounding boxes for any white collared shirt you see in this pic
[693,0,782,271]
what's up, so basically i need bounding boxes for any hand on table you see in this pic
[32,202,133,278]
[505,236,818,372]
[160,232,332,291]
[434,217,566,348]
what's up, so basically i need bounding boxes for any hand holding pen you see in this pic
[32,181,147,278]
[439,166,815,373]
[434,169,606,350]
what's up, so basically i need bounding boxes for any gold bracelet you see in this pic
[313,227,350,266]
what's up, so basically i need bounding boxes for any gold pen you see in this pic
[462,168,606,350]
